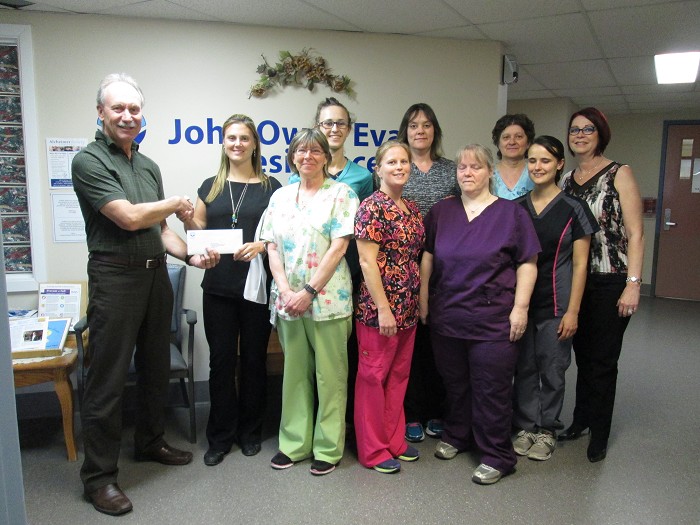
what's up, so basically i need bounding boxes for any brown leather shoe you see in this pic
[135,442,193,465]
[86,483,133,516]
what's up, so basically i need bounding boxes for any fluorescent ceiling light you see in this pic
[654,52,700,84]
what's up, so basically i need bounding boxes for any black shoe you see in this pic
[587,439,608,463]
[309,459,337,476]
[203,449,227,466]
[241,443,261,457]
[558,422,588,441]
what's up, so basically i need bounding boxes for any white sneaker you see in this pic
[527,431,556,461]
[472,464,502,485]
[513,430,537,456]
[434,441,459,460]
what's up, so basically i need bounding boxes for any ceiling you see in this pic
[3,0,700,115]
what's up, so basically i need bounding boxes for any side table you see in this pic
[12,345,79,461]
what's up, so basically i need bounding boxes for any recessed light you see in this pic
[654,52,700,84]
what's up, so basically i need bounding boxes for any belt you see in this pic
[90,252,166,269]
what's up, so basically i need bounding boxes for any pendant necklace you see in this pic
[576,157,603,182]
[228,175,252,228]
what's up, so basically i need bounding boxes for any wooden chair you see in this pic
[74,263,198,443]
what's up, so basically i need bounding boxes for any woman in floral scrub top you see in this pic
[353,141,425,474]
[262,128,359,476]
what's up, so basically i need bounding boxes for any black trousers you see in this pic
[404,322,445,424]
[80,260,172,493]
[203,293,272,451]
[571,274,631,442]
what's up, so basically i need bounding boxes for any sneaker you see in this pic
[397,445,420,462]
[425,419,444,438]
[405,422,425,443]
[309,459,337,476]
[528,431,556,461]
[373,458,401,474]
[513,430,538,456]
[472,464,503,485]
[270,451,294,470]
[434,440,459,460]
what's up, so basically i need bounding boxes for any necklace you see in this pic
[228,175,252,228]
[576,157,603,181]
[462,195,494,215]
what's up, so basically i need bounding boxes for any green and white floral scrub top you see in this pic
[261,178,359,323]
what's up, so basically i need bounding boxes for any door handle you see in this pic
[663,208,677,231]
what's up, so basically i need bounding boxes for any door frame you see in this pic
[651,119,700,297]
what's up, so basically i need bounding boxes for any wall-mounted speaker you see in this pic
[502,55,519,85]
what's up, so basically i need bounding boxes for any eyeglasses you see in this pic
[318,119,349,130]
[295,148,325,157]
[569,125,596,136]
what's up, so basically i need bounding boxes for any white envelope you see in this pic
[187,229,243,255]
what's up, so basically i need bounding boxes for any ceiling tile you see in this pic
[303,0,465,33]
[168,0,357,29]
[478,13,603,64]
[554,86,623,97]
[607,56,657,85]
[588,0,700,58]
[442,0,580,24]
[621,84,696,95]
[525,60,616,90]
[100,0,220,21]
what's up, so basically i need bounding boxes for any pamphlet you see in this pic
[10,317,71,359]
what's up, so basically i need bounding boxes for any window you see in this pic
[1,24,45,292]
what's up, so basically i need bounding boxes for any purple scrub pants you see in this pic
[432,332,519,474]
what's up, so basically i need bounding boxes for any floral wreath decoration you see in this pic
[248,48,354,99]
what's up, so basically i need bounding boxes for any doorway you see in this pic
[653,121,700,300]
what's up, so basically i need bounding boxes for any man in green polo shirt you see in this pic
[72,73,219,517]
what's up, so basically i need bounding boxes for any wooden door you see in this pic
[654,122,700,300]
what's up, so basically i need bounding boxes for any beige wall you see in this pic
[508,99,700,286]
[3,12,503,379]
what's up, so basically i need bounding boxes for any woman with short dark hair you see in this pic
[490,113,536,199]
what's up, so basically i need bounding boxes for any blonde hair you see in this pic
[205,114,271,203]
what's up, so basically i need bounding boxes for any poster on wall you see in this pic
[51,192,86,242]
[46,138,87,188]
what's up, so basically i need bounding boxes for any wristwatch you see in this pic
[625,276,642,284]
[303,284,318,296]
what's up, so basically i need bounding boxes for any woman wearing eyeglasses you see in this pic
[181,114,281,466]
[288,98,373,439]
[558,107,644,462]
[262,128,359,476]
[288,97,373,202]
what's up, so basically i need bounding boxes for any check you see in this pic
[187,229,243,255]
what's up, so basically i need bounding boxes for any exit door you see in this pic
[654,122,700,300]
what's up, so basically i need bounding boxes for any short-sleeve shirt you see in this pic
[402,157,459,217]
[516,191,599,319]
[354,191,425,329]
[71,130,164,257]
[288,159,373,202]
[261,178,359,321]
[196,176,282,298]
[493,165,534,200]
[424,197,541,341]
